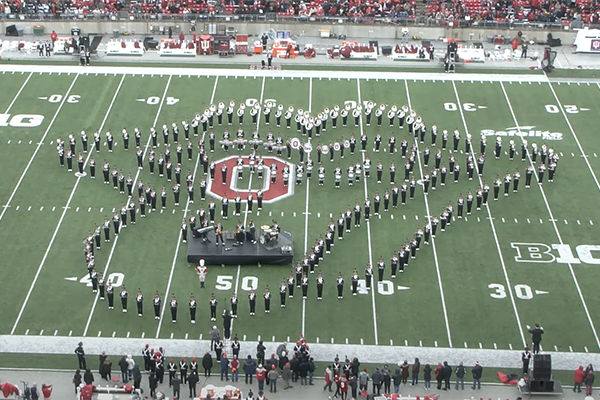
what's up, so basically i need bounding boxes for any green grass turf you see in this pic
[1,69,600,355]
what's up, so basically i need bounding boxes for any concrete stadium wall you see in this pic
[0,20,577,44]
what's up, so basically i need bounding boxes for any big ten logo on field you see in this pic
[511,243,600,265]
[0,114,44,128]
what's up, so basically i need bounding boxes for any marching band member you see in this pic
[330,105,339,129]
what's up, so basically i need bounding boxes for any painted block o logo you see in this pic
[207,156,294,202]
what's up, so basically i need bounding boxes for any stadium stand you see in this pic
[0,0,598,26]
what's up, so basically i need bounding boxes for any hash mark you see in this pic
[509,343,513,350]
[405,340,408,346]
[391,215,394,220]
[52,207,56,211]
[269,211,272,217]
[493,343,497,349]
[316,337,319,343]
[403,215,406,220]
[54,330,58,336]
[477,217,480,222]
[317,213,320,218]
[40,207,43,211]
[127,332,130,338]
[346,338,349,344]
[479,343,482,349]
[585,346,589,353]
[88,207,91,212]
[170,333,174,339]
[185,333,188,340]
[16,206,19,211]
[281,212,284,217]
[434,341,438,347]
[199,333,202,340]
[360,338,364,345]
[272,336,276,342]
[331,338,334,344]
[112,331,116,337]
[390,339,393,346]
[293,212,296,217]
[514,218,518,223]
[243,335,246,341]
[564,220,568,225]
[98,331,102,337]
[569,346,573,352]
[76,207,80,212]
[591,220,594,226]
[577,220,581,225]
[69,330,72,336]
[539,219,543,224]
[464,342,468,348]
[39,329,43,335]
[28,206,31,211]
[25,329,29,335]
[527,218,530,223]
[502,218,505,223]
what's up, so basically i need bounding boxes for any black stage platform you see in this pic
[187,230,294,265]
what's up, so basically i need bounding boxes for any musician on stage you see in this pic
[247,219,257,244]
[215,221,225,246]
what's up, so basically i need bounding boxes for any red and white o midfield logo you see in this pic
[206,156,295,203]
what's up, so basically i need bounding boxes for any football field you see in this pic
[2,65,600,358]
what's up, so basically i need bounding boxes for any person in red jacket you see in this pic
[340,375,348,400]
[41,384,53,400]
[334,373,342,398]
[574,366,586,393]
[256,363,267,392]
[323,366,333,392]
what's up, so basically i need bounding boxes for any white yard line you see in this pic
[154,76,221,338]
[357,79,379,346]
[10,73,128,335]
[544,82,600,192]
[452,81,527,347]
[404,80,453,348]
[500,81,600,350]
[229,75,266,336]
[5,72,32,112]
[301,77,313,337]
[0,73,78,225]
[82,75,172,337]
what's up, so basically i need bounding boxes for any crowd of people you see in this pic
[2,0,600,25]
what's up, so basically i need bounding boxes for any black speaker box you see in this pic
[533,354,552,380]
[6,24,18,37]
[530,379,554,392]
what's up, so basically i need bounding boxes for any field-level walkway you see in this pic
[1,335,599,370]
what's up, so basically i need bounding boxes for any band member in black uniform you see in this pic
[136,289,144,317]
[345,208,352,233]
[248,290,257,316]
[279,281,286,307]
[287,273,295,298]
[98,273,105,300]
[301,274,309,299]
[112,212,120,236]
[120,286,128,313]
[170,294,178,323]
[377,257,385,281]
[230,292,238,318]
[221,196,229,220]
[316,272,324,300]
[263,286,271,313]
[189,295,197,324]
[513,169,520,192]
[466,191,474,215]
[351,269,359,295]
[365,264,373,290]
[107,281,115,309]
[209,294,218,321]
[153,291,161,320]
[336,273,344,299]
